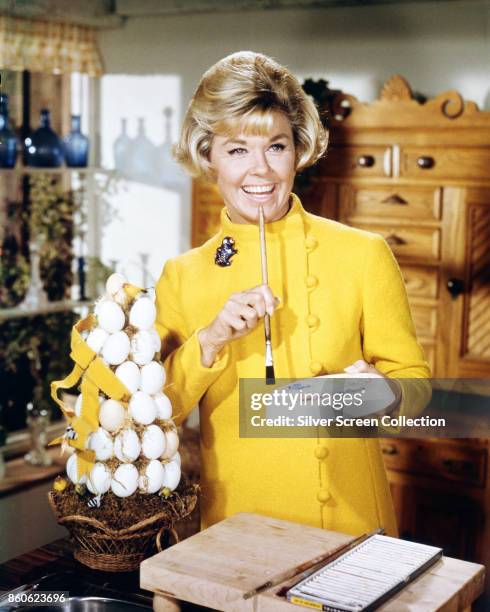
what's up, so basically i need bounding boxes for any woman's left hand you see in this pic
[344,359,381,376]
[343,359,402,414]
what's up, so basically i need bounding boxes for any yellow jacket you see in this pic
[155,194,430,536]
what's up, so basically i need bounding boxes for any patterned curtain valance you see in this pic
[0,16,103,76]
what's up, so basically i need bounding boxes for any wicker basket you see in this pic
[48,486,198,572]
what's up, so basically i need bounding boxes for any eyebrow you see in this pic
[223,132,291,146]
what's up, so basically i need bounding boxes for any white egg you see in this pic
[139,460,165,494]
[87,427,114,461]
[162,427,179,459]
[87,462,112,495]
[115,361,141,394]
[129,391,157,425]
[114,428,141,462]
[106,272,127,296]
[130,331,156,365]
[86,327,109,354]
[161,459,181,491]
[141,424,166,459]
[168,450,181,467]
[148,329,161,354]
[66,452,87,485]
[140,361,166,395]
[154,392,172,420]
[129,297,156,330]
[75,394,104,417]
[102,331,130,365]
[96,301,125,334]
[99,398,125,432]
[111,464,139,498]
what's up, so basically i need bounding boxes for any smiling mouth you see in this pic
[242,184,275,195]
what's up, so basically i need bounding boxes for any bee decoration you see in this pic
[215,236,237,267]
[65,425,77,441]
[87,494,102,509]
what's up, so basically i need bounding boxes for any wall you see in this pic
[98,1,490,109]
[98,0,490,253]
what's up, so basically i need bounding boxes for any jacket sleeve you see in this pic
[361,234,432,421]
[155,258,230,426]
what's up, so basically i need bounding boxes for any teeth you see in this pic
[242,185,274,194]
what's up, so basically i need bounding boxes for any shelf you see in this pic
[0,300,91,321]
[0,447,65,498]
[0,167,116,176]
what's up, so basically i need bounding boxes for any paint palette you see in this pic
[287,534,442,611]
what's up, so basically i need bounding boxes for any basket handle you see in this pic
[156,526,180,552]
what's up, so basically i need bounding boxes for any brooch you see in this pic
[215,236,237,267]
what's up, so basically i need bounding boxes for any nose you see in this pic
[250,149,271,175]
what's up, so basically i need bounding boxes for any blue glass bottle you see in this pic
[24,109,64,168]
[64,115,89,168]
[0,94,18,169]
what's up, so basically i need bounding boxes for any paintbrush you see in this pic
[258,206,275,385]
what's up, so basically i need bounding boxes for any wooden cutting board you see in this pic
[140,512,485,612]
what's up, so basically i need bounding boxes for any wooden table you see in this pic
[140,513,485,612]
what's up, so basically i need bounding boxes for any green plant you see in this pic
[28,174,75,300]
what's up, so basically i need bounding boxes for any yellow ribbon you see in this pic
[49,313,131,480]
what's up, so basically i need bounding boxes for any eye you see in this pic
[269,143,286,152]
[228,147,247,156]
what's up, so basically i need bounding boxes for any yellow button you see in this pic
[305,275,318,288]
[305,236,318,251]
[315,445,329,459]
[317,489,331,504]
[306,314,319,328]
[309,361,322,375]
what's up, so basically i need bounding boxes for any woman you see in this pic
[155,51,430,537]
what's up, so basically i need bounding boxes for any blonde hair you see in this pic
[174,51,328,178]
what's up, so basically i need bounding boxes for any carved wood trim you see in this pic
[329,75,488,128]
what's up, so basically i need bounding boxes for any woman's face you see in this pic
[209,111,296,224]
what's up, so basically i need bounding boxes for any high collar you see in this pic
[218,193,306,243]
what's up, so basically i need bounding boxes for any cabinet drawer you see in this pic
[351,223,441,262]
[410,303,437,338]
[400,265,439,299]
[345,186,441,221]
[381,440,487,487]
[400,147,490,181]
[323,146,389,178]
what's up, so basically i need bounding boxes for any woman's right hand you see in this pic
[198,284,280,367]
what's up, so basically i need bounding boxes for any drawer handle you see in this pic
[447,278,465,299]
[381,194,408,206]
[417,156,435,169]
[382,445,398,455]
[385,233,407,246]
[357,155,375,168]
